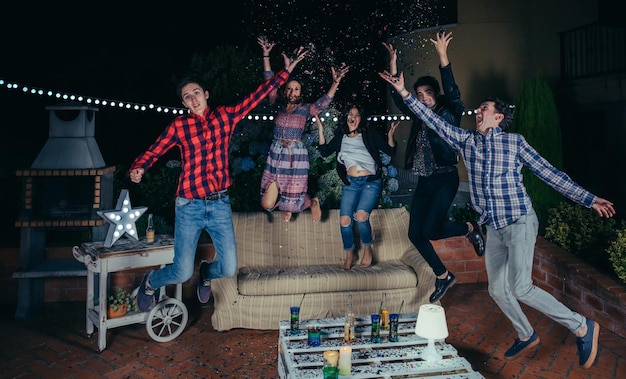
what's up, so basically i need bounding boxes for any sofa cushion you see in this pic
[238,260,418,296]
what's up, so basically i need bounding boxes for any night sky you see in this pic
[0,0,455,245]
[1,0,454,159]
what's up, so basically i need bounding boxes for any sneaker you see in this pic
[577,319,599,369]
[504,331,540,359]
[467,221,485,256]
[429,272,457,303]
[137,270,158,312]
[197,260,213,304]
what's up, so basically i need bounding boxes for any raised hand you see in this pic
[430,31,452,67]
[378,70,407,94]
[331,64,349,85]
[283,46,309,72]
[257,36,275,56]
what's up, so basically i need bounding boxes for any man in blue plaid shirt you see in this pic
[380,70,615,369]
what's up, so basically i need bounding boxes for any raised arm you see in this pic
[382,42,398,76]
[378,70,410,99]
[431,31,451,68]
[316,117,326,145]
[282,46,309,73]
[326,64,349,98]
[258,36,276,72]
[388,121,399,147]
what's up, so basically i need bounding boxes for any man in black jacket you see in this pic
[383,31,484,303]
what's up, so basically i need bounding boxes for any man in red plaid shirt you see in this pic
[130,47,308,312]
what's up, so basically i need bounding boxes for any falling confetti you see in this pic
[240,0,455,112]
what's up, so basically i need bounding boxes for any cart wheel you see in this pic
[146,298,188,342]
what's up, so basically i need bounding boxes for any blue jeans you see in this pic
[148,196,238,289]
[485,208,586,339]
[339,176,382,251]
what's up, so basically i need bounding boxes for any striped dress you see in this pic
[260,94,332,213]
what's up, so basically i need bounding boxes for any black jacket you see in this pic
[318,124,396,186]
[393,64,464,170]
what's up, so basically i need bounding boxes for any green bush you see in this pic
[544,202,623,275]
[608,229,626,284]
[450,202,480,224]
[509,75,564,234]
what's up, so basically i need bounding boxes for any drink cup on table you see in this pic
[388,313,399,342]
[307,325,321,346]
[371,313,381,343]
[290,306,300,335]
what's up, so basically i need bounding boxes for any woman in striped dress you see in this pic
[258,36,349,222]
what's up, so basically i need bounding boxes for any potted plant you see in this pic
[107,288,133,319]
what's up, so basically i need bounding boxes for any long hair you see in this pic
[338,104,368,135]
[276,77,305,107]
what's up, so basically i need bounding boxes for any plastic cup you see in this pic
[388,313,399,342]
[322,365,339,379]
[307,325,321,347]
[290,306,300,334]
[371,313,381,343]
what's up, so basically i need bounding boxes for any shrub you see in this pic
[450,202,480,224]
[608,229,626,285]
[544,202,623,274]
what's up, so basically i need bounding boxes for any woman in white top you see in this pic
[318,104,398,269]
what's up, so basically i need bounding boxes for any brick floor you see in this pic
[0,282,624,378]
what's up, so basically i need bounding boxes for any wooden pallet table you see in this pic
[278,313,485,379]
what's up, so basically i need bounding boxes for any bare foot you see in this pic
[311,198,321,222]
[359,246,373,268]
[282,212,292,222]
[342,251,357,270]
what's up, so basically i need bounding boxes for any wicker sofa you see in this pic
[210,207,435,331]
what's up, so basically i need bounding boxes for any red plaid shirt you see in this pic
[131,69,290,199]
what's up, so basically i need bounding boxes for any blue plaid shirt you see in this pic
[404,95,596,229]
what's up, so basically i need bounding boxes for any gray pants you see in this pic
[485,208,586,339]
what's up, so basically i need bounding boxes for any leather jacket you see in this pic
[393,64,464,171]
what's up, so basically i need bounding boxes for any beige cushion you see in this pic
[238,260,417,296]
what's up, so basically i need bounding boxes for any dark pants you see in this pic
[408,170,467,276]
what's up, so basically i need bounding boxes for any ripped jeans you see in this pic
[339,176,382,251]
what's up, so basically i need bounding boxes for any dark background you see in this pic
[0,0,457,246]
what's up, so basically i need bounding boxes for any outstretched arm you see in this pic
[592,197,616,218]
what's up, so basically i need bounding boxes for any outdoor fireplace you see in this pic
[13,102,114,319]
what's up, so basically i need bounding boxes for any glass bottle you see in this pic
[344,293,355,343]
[146,213,155,243]
[380,292,389,330]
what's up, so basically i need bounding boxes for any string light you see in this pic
[1,78,187,115]
[1,77,475,119]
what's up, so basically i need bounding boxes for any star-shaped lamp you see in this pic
[97,189,148,247]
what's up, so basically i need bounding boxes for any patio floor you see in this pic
[1,282,624,378]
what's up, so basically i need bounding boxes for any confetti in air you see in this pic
[240,0,456,112]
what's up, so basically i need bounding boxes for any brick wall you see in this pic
[439,235,626,339]
[1,237,624,339]
[532,237,626,338]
